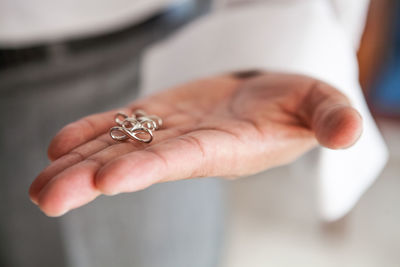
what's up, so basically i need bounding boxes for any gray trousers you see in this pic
[0,1,224,266]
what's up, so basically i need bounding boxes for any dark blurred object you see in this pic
[358,0,400,119]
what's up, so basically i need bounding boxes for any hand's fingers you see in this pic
[30,152,84,205]
[32,127,173,204]
[94,129,240,195]
[47,109,130,161]
[301,82,363,149]
[37,161,101,216]
[36,128,186,215]
[30,134,118,204]
[37,141,138,216]
[44,110,194,189]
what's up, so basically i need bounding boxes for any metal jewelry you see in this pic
[110,110,162,143]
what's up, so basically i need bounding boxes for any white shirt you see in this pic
[142,0,388,221]
[0,0,388,221]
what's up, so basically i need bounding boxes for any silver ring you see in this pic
[109,110,162,143]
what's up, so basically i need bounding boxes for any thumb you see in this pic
[303,82,363,149]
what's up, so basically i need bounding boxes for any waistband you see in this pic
[0,0,211,70]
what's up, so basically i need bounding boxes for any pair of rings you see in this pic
[109,110,162,143]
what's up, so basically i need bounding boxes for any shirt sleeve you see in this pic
[141,0,388,221]
[329,0,370,48]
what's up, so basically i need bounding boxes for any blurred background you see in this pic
[0,0,399,266]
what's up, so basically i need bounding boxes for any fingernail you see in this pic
[44,209,69,217]
[30,197,39,205]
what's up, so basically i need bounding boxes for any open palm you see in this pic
[29,72,362,216]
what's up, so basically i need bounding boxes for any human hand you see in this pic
[29,72,362,216]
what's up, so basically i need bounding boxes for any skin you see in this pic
[29,72,363,217]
